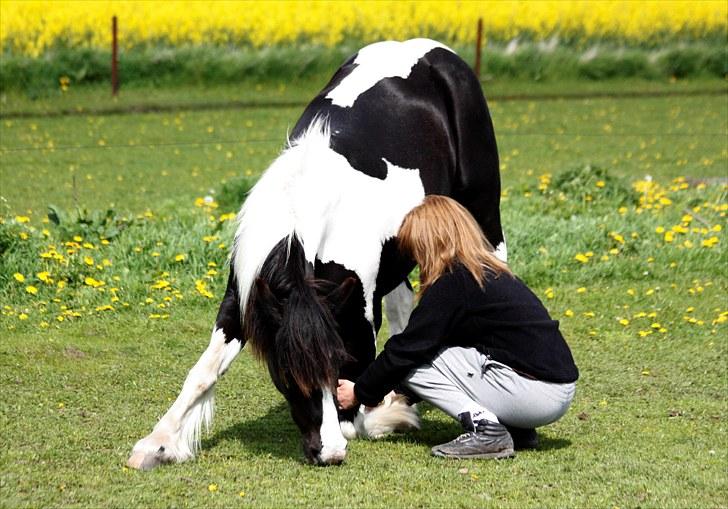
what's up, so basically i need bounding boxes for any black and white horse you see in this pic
[128,38,505,469]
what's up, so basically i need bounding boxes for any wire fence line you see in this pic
[1,88,725,121]
[2,131,726,155]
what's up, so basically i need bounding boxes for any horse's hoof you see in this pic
[127,451,163,471]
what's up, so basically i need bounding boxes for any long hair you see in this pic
[243,236,349,397]
[398,195,511,294]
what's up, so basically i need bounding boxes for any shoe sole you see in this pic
[431,448,515,459]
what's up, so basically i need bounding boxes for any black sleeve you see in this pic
[354,271,465,406]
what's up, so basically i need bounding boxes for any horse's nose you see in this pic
[316,448,346,466]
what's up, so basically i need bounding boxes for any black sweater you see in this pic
[354,264,579,407]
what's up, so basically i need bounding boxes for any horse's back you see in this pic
[290,39,502,246]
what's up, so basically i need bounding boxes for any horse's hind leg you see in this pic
[383,280,414,336]
[127,270,244,470]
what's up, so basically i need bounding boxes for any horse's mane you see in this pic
[243,236,349,397]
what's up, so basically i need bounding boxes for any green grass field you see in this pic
[0,82,726,508]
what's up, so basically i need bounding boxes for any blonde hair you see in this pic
[398,195,511,294]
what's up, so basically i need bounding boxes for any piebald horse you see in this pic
[128,38,505,468]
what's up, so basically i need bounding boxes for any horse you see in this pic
[127,38,505,469]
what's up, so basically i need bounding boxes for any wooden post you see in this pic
[111,16,119,96]
[474,17,483,78]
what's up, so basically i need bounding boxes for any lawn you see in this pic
[0,82,726,508]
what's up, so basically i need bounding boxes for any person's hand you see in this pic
[336,379,358,410]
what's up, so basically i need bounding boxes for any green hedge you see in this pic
[1,43,726,93]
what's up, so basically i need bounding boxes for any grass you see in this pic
[0,81,726,508]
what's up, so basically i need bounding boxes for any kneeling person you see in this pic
[337,195,579,459]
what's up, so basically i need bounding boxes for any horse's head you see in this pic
[244,236,356,465]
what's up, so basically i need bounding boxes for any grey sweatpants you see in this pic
[403,346,576,429]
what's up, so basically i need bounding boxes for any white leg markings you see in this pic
[128,327,241,468]
[319,390,347,464]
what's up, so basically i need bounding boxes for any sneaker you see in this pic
[431,412,515,459]
[505,425,538,450]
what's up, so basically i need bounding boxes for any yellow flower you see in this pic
[564,309,574,317]
[595,180,605,188]
[95,305,114,311]
[701,237,719,248]
[84,277,105,288]
[15,215,30,223]
[208,483,218,492]
[37,271,52,283]
[13,273,25,282]
[84,256,94,266]
[19,313,28,320]
[619,318,630,326]
[25,285,38,295]
[151,280,171,290]
[574,253,589,263]
[577,287,587,293]
[174,254,186,262]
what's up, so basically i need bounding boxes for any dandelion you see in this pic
[25,285,38,295]
[574,253,589,263]
[174,254,186,262]
[37,271,52,283]
[195,280,214,299]
[18,313,28,320]
[701,237,719,248]
[619,318,630,326]
[84,277,105,288]
[151,280,171,290]
[564,309,574,317]
[208,483,218,492]
[15,215,30,223]
[13,273,25,282]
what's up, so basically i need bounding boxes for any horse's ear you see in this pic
[254,278,283,324]
[324,277,357,314]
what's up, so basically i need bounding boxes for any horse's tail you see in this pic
[343,393,420,440]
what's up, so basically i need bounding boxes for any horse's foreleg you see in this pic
[128,271,244,470]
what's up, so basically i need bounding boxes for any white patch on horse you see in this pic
[326,38,454,108]
[494,240,507,263]
[233,119,425,324]
[319,390,347,464]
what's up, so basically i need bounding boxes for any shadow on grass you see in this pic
[203,402,303,461]
[204,403,572,463]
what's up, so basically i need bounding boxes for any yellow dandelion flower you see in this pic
[174,254,186,262]
[564,309,574,317]
[26,285,38,295]
[84,277,105,288]
[574,253,589,263]
[208,483,218,492]
[15,215,30,223]
[13,273,25,282]
[619,319,630,326]
[19,313,29,320]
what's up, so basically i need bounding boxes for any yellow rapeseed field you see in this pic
[1,1,726,56]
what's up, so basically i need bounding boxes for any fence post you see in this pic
[111,16,119,96]
[474,17,483,78]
